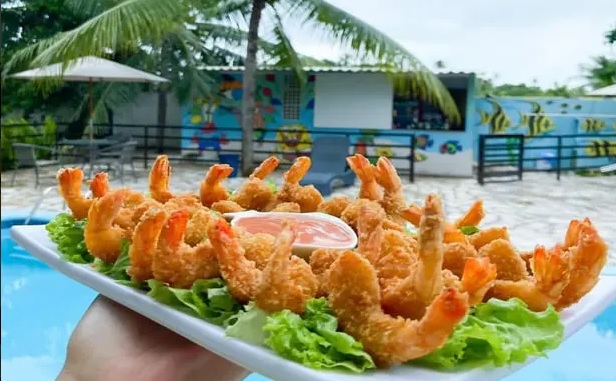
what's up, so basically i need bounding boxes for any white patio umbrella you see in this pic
[10,56,169,140]
[586,84,616,97]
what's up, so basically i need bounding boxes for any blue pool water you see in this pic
[1,217,616,381]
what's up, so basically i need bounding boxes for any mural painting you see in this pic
[473,97,616,169]
[181,71,475,176]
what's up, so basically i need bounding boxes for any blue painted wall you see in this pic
[472,97,616,168]
[181,71,474,175]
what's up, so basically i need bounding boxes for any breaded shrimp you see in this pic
[486,245,571,312]
[208,218,318,313]
[380,194,447,319]
[269,202,301,213]
[340,199,383,232]
[316,196,351,218]
[326,250,470,367]
[555,219,608,310]
[128,208,168,282]
[255,220,319,313]
[347,153,382,201]
[57,167,107,220]
[309,248,341,296]
[468,226,509,250]
[184,208,212,246]
[373,157,407,223]
[276,156,323,212]
[239,232,276,270]
[200,164,234,207]
[357,205,385,265]
[84,189,131,263]
[478,239,528,281]
[443,242,477,278]
[230,156,279,211]
[211,200,245,214]
[152,210,219,288]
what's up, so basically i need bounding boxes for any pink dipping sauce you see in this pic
[234,215,353,248]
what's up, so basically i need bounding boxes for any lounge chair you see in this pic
[299,136,356,196]
[94,141,139,184]
[10,143,59,188]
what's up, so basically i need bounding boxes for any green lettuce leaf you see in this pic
[45,213,93,264]
[147,278,242,326]
[459,226,480,235]
[225,303,270,345]
[411,298,564,370]
[91,239,146,288]
[263,298,375,373]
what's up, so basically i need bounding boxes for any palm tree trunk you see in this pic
[240,0,266,176]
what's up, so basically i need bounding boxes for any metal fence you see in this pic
[1,122,418,182]
[477,133,616,184]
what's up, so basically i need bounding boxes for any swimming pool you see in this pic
[2,215,615,381]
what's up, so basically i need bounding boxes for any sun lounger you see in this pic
[299,136,356,196]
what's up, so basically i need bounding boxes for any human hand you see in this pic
[57,295,249,381]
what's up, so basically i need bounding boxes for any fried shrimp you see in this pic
[200,164,234,207]
[230,156,279,211]
[309,248,341,296]
[277,156,323,212]
[84,189,131,263]
[152,210,219,288]
[347,153,382,200]
[326,250,470,367]
[486,245,571,312]
[211,200,245,214]
[148,155,193,203]
[373,157,407,223]
[208,218,318,313]
[316,196,351,218]
[478,239,528,281]
[255,220,319,313]
[128,208,168,283]
[380,194,447,319]
[555,218,608,310]
[57,168,108,220]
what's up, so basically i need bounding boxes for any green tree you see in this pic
[1,0,88,117]
[582,27,616,89]
[4,0,460,175]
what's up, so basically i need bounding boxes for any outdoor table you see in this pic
[59,138,116,176]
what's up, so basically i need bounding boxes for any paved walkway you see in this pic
[2,163,615,265]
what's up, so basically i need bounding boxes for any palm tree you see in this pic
[4,0,461,176]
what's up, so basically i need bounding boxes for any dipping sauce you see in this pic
[234,215,355,248]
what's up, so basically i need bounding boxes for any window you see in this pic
[283,74,301,120]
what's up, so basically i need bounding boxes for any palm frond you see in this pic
[8,0,184,73]
[270,9,306,84]
[286,0,461,123]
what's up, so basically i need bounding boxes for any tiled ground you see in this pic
[2,162,615,265]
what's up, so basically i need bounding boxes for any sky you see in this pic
[280,0,615,88]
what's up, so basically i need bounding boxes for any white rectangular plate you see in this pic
[10,225,616,381]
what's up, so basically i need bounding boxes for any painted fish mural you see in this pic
[375,145,394,158]
[518,113,555,139]
[439,140,462,155]
[581,119,606,133]
[413,152,428,162]
[477,99,513,133]
[415,134,434,149]
[585,140,616,157]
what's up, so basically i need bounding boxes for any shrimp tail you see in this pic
[159,210,190,251]
[88,172,110,198]
[149,155,174,203]
[455,199,485,228]
[460,256,497,305]
[251,156,279,179]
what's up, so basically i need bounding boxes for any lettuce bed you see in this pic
[45,213,565,373]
